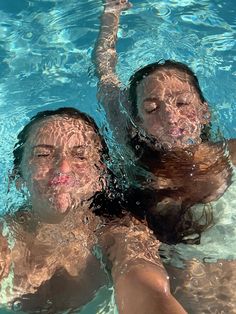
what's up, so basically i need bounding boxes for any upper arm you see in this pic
[97,81,130,144]
[94,1,133,143]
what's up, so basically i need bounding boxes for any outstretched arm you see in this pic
[94,1,132,143]
[94,0,131,85]
[98,216,187,314]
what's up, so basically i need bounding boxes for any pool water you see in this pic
[0,0,235,313]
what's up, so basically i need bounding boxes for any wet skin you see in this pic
[1,114,176,313]
[0,116,109,310]
[20,116,106,221]
[134,68,232,209]
[136,69,210,150]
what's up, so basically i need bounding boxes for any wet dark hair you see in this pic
[129,59,206,118]
[126,134,218,245]
[125,187,214,245]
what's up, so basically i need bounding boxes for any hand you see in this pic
[104,0,132,13]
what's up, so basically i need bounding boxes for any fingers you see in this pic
[105,0,132,12]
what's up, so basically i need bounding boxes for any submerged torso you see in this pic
[0,208,107,312]
[166,258,236,314]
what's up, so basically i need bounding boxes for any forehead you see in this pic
[26,116,101,146]
[137,69,197,97]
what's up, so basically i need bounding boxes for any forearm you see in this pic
[94,0,131,84]
[99,216,186,313]
[95,11,120,84]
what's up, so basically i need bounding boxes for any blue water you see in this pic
[0,0,235,312]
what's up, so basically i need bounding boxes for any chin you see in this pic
[57,192,70,207]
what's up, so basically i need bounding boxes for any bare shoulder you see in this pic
[98,215,158,243]
[97,215,163,278]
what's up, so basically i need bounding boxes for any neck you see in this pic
[31,196,95,225]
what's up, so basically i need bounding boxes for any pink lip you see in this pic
[49,175,74,187]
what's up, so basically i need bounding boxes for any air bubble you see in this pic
[187,138,195,145]
[12,299,22,311]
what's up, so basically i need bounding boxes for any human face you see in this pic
[136,69,210,150]
[20,116,106,219]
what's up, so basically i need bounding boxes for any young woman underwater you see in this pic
[0,107,186,314]
[94,1,236,312]
[94,0,236,244]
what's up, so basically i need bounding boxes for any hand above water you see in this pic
[104,0,132,13]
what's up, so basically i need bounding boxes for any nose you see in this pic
[162,102,178,125]
[56,157,71,173]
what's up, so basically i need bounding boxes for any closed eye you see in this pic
[72,146,87,160]
[73,152,86,160]
[33,145,54,158]
[176,101,189,107]
[36,153,50,157]
[33,148,52,158]
[143,99,160,113]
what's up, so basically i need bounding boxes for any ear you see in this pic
[200,102,211,125]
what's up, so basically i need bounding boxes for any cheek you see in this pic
[141,113,162,131]
[186,110,198,122]
[183,106,202,122]
[29,164,51,183]
[73,160,103,181]
[22,162,52,194]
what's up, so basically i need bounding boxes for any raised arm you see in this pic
[98,216,187,314]
[94,0,131,85]
[93,1,132,143]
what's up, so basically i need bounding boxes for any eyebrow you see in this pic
[143,97,160,102]
[32,144,88,150]
[32,144,54,150]
[71,145,87,150]
[165,91,192,97]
